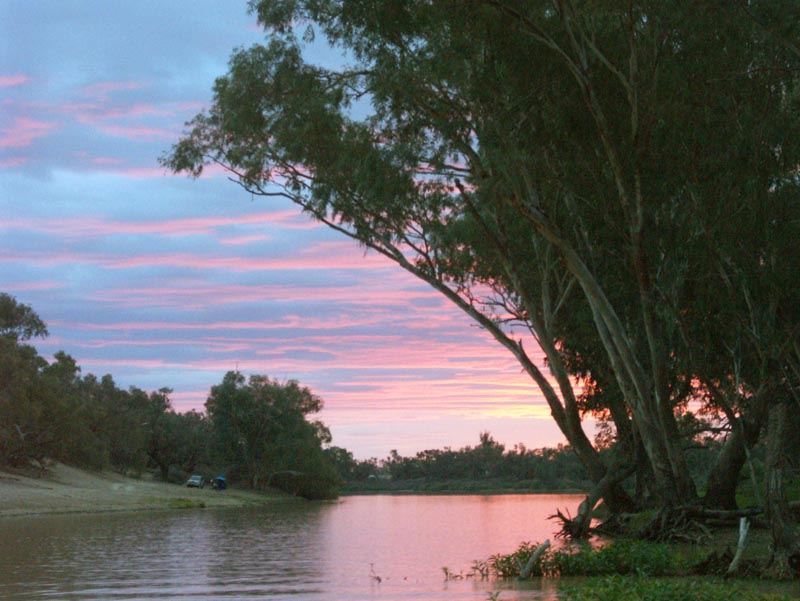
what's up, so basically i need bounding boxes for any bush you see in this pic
[489,540,681,579]
[548,540,676,577]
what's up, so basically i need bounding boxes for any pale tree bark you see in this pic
[512,196,693,506]
[459,192,636,520]
[478,0,698,506]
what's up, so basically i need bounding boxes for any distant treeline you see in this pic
[324,431,780,498]
[326,432,595,494]
[0,293,340,499]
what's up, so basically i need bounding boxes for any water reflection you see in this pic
[0,494,580,599]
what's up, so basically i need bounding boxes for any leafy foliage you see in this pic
[489,540,677,579]
[206,371,341,498]
[0,293,48,341]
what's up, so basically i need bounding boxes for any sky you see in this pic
[1,1,578,459]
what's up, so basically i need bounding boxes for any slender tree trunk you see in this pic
[511,198,696,507]
[763,399,799,579]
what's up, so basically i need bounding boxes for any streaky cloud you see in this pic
[0,75,30,87]
[0,116,58,148]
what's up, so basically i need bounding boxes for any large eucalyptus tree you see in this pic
[164,0,800,558]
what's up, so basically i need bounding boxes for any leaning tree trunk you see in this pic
[630,423,657,507]
[561,460,637,538]
[763,399,799,579]
[703,389,768,510]
[519,206,693,507]
[703,427,748,510]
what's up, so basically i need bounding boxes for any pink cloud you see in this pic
[79,81,149,100]
[128,249,388,271]
[0,117,58,148]
[86,282,435,309]
[49,81,204,146]
[169,390,210,412]
[94,123,174,140]
[69,313,389,333]
[0,156,28,168]
[99,166,172,179]
[0,75,29,87]
[1,243,395,273]
[66,325,542,380]
[219,234,271,245]
[88,103,173,120]
[3,280,62,292]
[3,210,312,238]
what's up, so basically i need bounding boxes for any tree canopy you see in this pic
[206,371,339,498]
[163,0,799,572]
[0,293,48,341]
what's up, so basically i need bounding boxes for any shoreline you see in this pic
[0,463,294,518]
[340,488,588,496]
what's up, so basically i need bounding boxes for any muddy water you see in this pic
[0,494,582,600]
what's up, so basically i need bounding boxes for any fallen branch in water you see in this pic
[517,539,550,579]
[726,517,750,576]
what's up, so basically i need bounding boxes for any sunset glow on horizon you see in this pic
[1,1,580,458]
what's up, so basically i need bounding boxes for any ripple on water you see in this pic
[0,495,580,600]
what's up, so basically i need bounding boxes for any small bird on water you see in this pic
[369,563,382,583]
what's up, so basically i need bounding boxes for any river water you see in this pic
[0,494,583,600]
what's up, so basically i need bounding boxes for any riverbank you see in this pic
[0,463,293,518]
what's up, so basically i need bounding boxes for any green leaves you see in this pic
[205,371,340,498]
[0,293,48,341]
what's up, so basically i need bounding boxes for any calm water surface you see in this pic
[0,494,583,600]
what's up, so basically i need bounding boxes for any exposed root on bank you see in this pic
[549,507,592,540]
[635,507,713,543]
[689,547,761,577]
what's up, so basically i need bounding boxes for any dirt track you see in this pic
[0,463,291,517]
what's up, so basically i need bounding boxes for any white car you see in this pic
[185,475,204,488]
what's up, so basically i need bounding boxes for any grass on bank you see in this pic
[167,498,207,509]
[559,575,796,601]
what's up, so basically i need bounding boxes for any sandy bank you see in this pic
[0,463,293,518]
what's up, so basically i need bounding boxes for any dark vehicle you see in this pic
[185,475,204,488]
[211,476,227,491]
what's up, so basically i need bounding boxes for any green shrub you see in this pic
[548,540,676,577]
[490,541,544,578]
[489,540,680,579]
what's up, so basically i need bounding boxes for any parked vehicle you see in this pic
[185,474,204,488]
[211,476,227,491]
